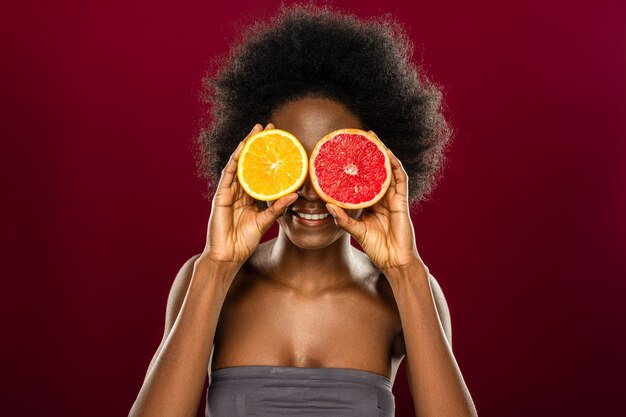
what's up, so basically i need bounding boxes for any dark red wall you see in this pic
[3,1,624,416]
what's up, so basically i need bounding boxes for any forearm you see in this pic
[129,261,237,417]
[386,261,478,417]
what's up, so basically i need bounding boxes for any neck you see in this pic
[267,229,357,292]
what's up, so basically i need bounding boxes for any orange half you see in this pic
[237,129,308,201]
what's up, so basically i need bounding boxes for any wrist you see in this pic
[193,255,242,284]
[382,256,429,283]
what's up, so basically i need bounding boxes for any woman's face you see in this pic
[268,96,364,250]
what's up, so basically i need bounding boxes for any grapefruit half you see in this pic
[310,128,392,209]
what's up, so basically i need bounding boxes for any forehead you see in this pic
[269,97,365,153]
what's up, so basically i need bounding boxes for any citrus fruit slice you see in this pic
[237,129,308,201]
[310,128,392,209]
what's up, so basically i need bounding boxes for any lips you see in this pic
[294,212,330,220]
[289,208,333,226]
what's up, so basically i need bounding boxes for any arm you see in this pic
[128,256,238,417]
[129,123,297,417]
[399,273,452,357]
[326,139,477,417]
[144,254,200,379]
[387,263,476,417]
[429,274,452,348]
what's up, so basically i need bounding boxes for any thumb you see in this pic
[255,193,297,234]
[326,203,367,243]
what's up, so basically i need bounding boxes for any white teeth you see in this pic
[296,212,330,220]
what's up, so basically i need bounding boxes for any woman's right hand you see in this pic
[197,123,298,268]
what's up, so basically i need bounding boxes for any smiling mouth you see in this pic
[293,212,331,220]
[289,209,330,222]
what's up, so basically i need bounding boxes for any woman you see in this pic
[130,4,477,417]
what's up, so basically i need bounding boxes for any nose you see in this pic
[297,175,320,201]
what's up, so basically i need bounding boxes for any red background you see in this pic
[2,0,625,416]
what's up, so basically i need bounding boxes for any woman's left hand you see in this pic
[326,133,424,274]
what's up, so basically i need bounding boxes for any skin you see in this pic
[129,96,477,417]
[209,97,406,381]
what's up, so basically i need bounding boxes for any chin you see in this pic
[277,216,346,250]
[285,232,344,250]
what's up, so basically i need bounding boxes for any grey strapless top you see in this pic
[205,365,395,417]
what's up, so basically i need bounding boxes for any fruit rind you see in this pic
[237,129,308,201]
[309,128,392,209]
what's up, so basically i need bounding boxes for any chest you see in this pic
[211,277,401,375]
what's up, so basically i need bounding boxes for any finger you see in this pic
[218,124,263,189]
[387,149,409,197]
[264,122,276,130]
[326,203,367,243]
[255,193,298,234]
[388,166,396,189]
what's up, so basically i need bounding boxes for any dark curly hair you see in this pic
[193,2,453,205]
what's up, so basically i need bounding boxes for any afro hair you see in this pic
[193,2,453,205]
